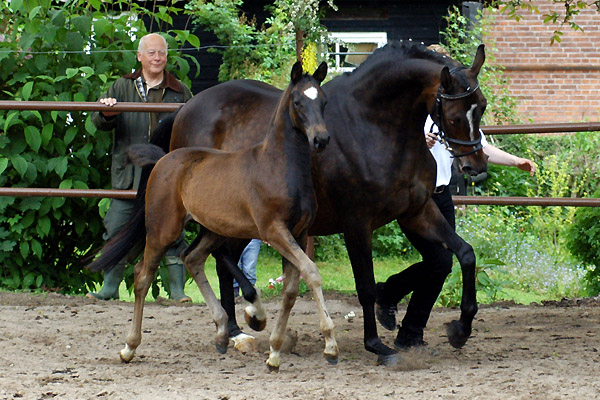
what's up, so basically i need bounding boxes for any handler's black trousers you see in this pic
[381,186,455,332]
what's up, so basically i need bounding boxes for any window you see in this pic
[325,32,388,72]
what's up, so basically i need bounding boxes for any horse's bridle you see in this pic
[432,69,483,158]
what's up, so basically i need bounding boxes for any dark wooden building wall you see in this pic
[178,0,459,94]
[321,0,459,44]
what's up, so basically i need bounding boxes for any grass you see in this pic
[103,253,418,303]
[87,245,587,306]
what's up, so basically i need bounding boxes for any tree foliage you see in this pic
[0,0,197,293]
[185,0,335,86]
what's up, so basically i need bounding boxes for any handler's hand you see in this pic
[99,97,120,117]
[425,131,437,149]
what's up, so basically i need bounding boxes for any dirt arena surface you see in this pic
[0,291,598,400]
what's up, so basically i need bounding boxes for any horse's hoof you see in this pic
[445,320,470,349]
[266,362,280,373]
[377,353,398,367]
[232,333,257,354]
[324,353,339,365]
[119,344,135,363]
[215,340,229,354]
[245,311,267,332]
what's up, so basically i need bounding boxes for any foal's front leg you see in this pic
[265,228,338,371]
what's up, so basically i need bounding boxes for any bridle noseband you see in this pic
[433,69,483,158]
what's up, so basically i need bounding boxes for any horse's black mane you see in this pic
[345,41,460,78]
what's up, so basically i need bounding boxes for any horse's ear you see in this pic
[470,44,485,76]
[291,61,303,85]
[313,61,328,84]
[440,66,453,92]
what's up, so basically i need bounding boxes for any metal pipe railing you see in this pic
[0,101,598,206]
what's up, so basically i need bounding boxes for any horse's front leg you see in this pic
[120,250,162,363]
[344,229,398,366]
[444,236,477,348]
[266,228,338,371]
[402,198,478,349]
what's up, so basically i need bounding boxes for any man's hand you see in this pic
[99,97,119,117]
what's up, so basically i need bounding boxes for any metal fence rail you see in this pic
[1,101,599,206]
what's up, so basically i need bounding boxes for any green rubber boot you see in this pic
[166,259,191,303]
[86,263,125,300]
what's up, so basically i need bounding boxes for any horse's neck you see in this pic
[344,59,442,142]
[259,93,311,168]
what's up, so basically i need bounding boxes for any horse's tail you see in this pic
[127,144,167,167]
[85,114,177,273]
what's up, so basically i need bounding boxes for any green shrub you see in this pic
[0,0,197,294]
[566,188,600,295]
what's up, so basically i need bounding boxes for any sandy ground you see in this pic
[0,291,598,400]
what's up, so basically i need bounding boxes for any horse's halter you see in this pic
[433,68,483,158]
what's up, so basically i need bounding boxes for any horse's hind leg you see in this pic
[181,232,230,353]
[120,246,164,363]
[265,228,338,371]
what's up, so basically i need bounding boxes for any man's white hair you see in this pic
[138,33,168,52]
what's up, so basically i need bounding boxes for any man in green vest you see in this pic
[87,33,193,302]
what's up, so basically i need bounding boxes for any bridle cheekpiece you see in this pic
[433,68,483,158]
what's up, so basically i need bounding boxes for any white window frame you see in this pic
[325,32,388,73]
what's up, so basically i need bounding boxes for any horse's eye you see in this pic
[448,119,455,125]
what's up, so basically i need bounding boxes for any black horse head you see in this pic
[431,45,488,176]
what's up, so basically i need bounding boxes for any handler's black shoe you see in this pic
[375,283,397,331]
[394,326,427,350]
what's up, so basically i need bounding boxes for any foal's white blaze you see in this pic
[466,103,478,141]
[303,86,318,100]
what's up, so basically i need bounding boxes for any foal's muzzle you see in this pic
[313,135,331,152]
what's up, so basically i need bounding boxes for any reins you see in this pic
[432,68,483,158]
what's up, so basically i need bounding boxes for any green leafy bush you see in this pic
[0,0,197,294]
[567,188,600,295]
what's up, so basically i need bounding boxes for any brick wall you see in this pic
[485,2,600,123]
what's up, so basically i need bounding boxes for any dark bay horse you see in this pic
[90,62,336,370]
[89,42,488,366]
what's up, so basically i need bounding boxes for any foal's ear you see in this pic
[291,61,303,85]
[440,66,453,92]
[313,61,328,84]
[470,44,485,76]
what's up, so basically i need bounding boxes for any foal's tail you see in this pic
[85,113,177,273]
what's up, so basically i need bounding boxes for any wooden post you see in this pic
[296,29,304,63]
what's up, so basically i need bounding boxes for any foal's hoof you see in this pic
[376,353,399,367]
[215,338,229,354]
[324,353,339,365]
[245,311,267,332]
[232,333,257,354]
[119,344,135,363]
[445,320,470,349]
[266,363,280,373]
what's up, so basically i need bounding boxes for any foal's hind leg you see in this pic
[265,228,338,371]
[181,232,230,353]
[120,247,164,362]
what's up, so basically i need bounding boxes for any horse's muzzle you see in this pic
[313,135,331,152]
